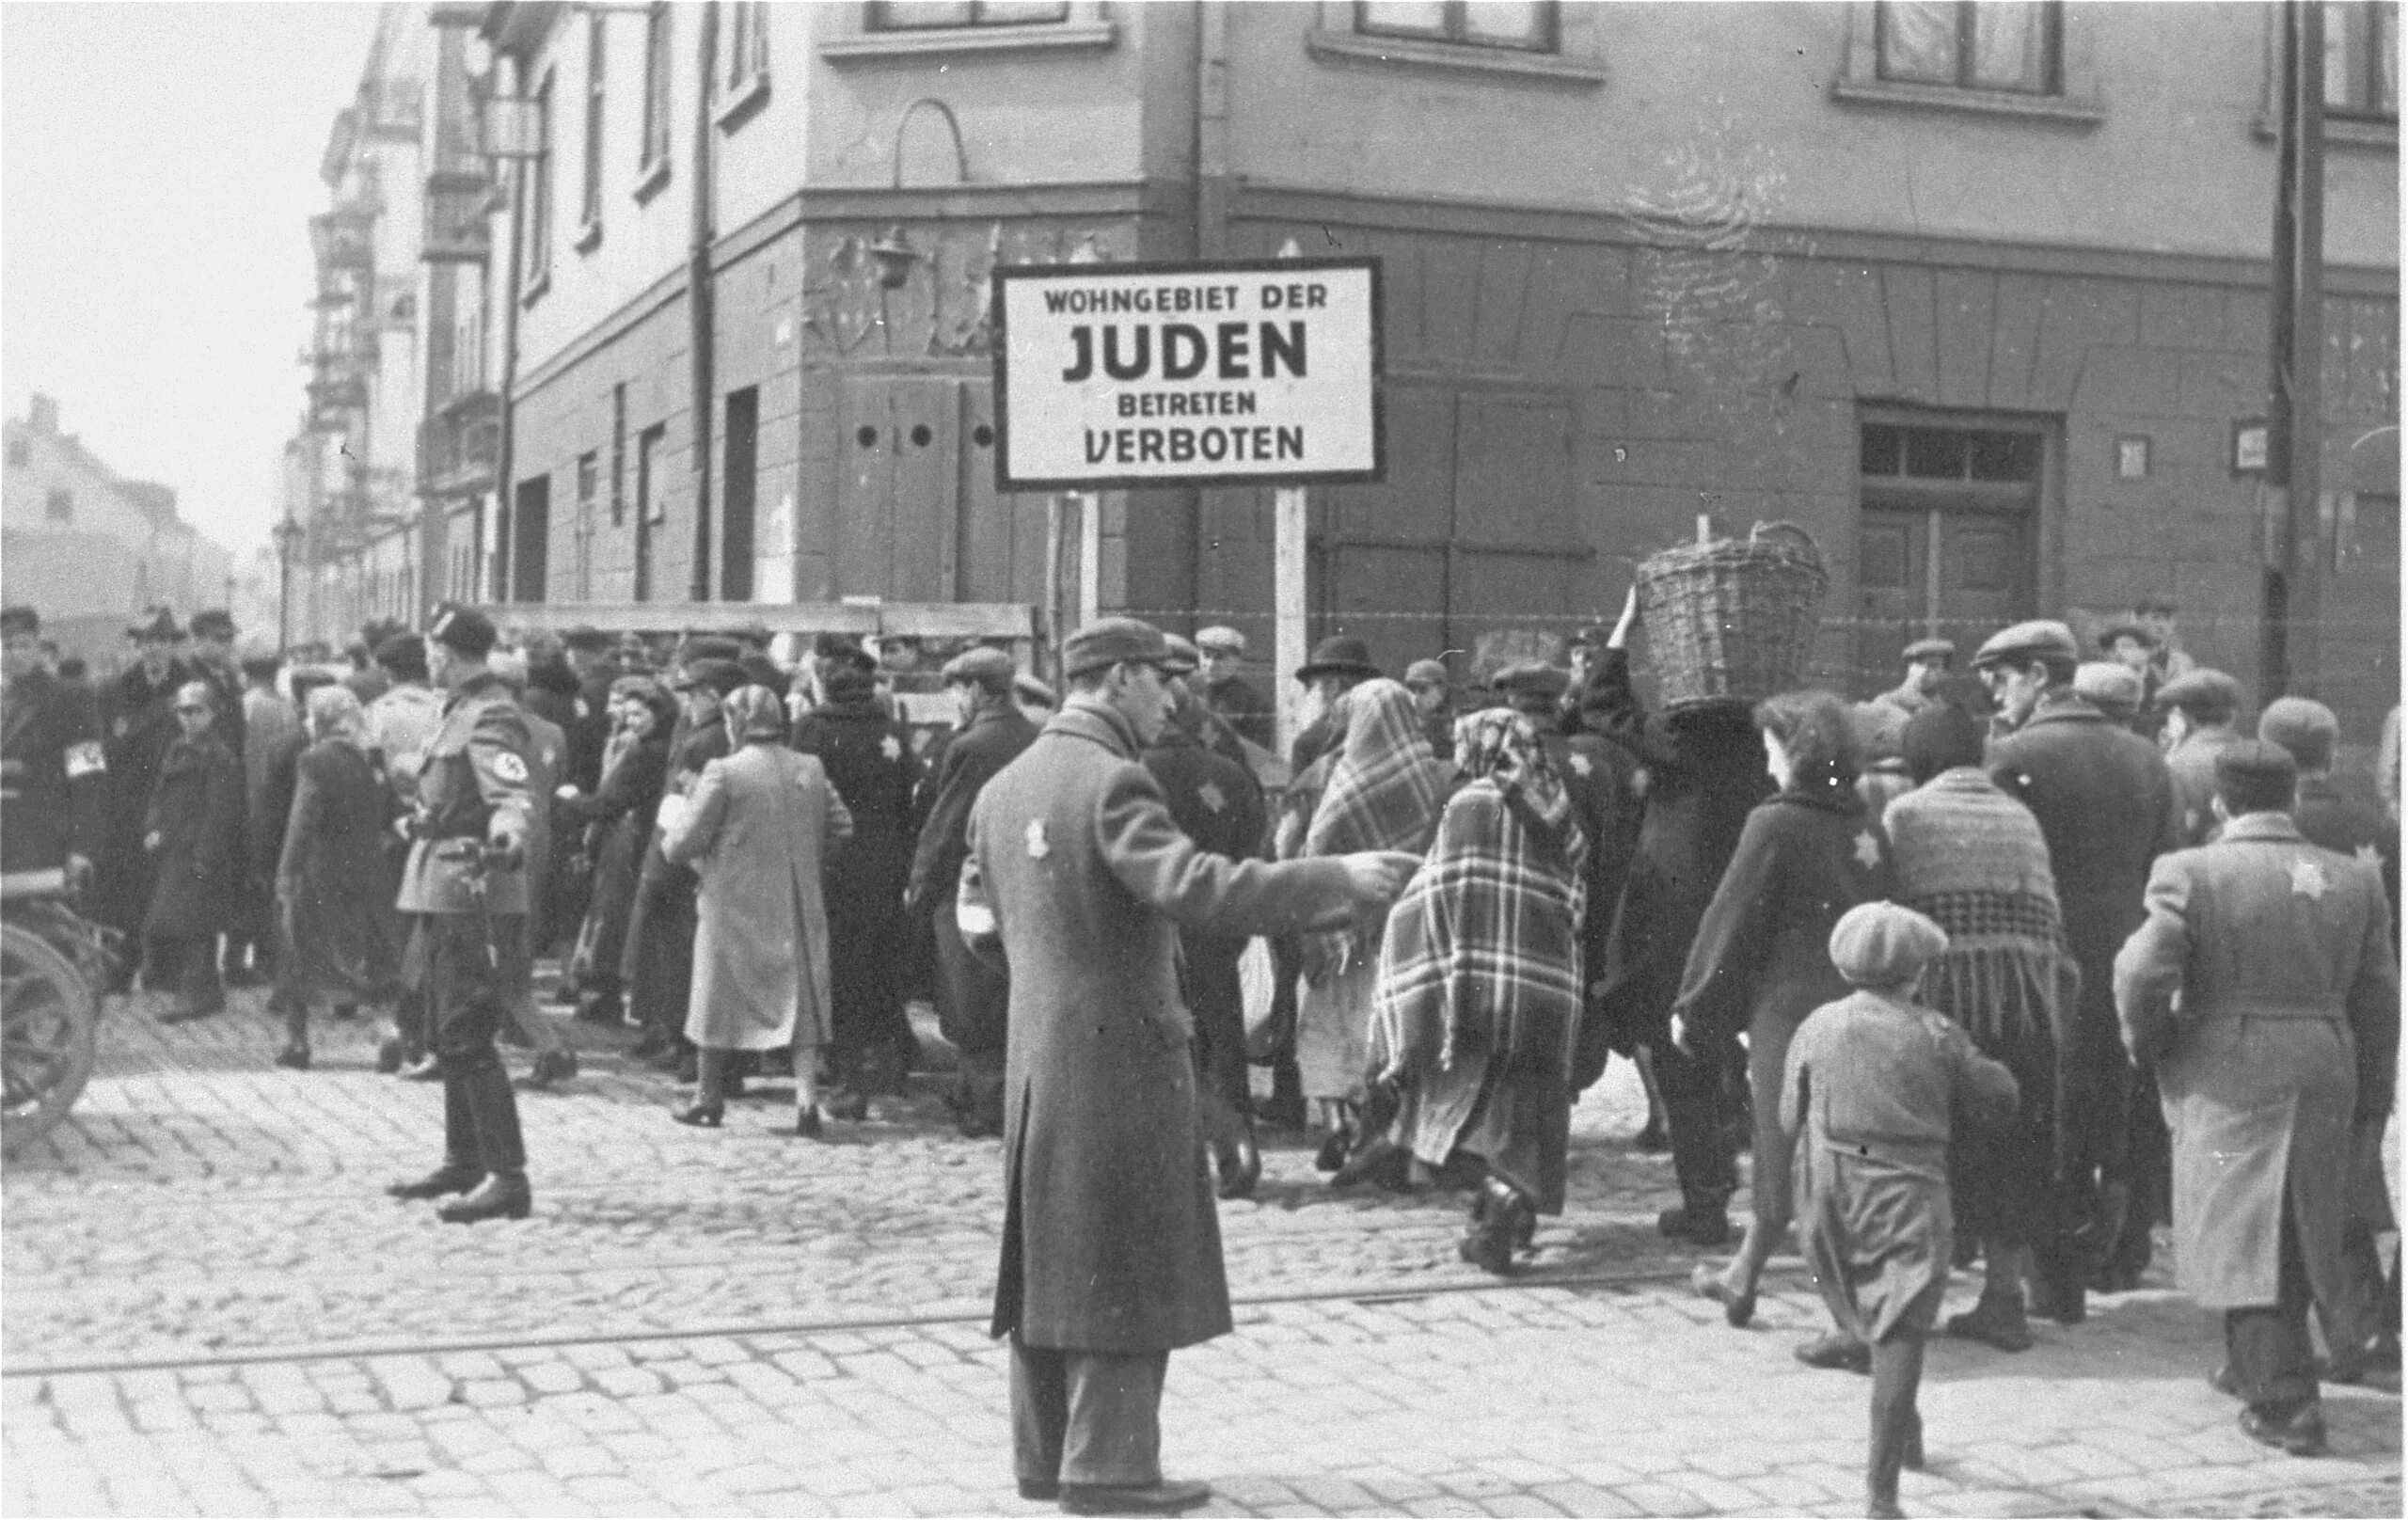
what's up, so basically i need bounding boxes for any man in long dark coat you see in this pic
[794,657,924,1107]
[144,680,246,1021]
[2,606,106,883]
[2115,742,2398,1458]
[96,608,191,983]
[1143,671,1270,1199]
[958,618,1412,1515]
[1975,619,2181,1323]
[908,647,1038,1137]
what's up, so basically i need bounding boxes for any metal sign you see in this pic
[992,257,1382,492]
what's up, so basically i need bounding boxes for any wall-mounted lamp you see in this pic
[868,227,920,290]
[867,97,972,292]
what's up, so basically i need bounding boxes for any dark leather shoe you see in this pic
[1794,1333,1873,1374]
[522,1049,578,1089]
[1018,1478,1061,1502]
[672,1101,724,1128]
[1057,1479,1212,1515]
[2239,1401,2328,1457]
[1632,1116,1671,1153]
[400,1054,443,1083]
[274,1043,310,1071]
[794,1107,824,1140]
[436,1174,531,1224]
[1944,1298,2035,1353]
[375,1035,405,1074]
[2209,1362,2241,1398]
[1313,1129,1351,1173]
[1216,1136,1261,1200]
[1656,1205,1732,1246]
[387,1164,483,1201]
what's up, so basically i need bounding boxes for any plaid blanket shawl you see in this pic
[1371,710,1589,1078]
[1299,679,1450,977]
[1884,766,2079,1044]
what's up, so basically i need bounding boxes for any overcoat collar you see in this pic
[2018,691,2112,733]
[1048,699,1141,761]
[2217,811,2305,845]
[443,671,508,714]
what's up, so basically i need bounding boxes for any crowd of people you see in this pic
[1,587,2399,1518]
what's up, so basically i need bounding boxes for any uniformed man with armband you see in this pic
[384,604,539,1225]
[2,605,107,884]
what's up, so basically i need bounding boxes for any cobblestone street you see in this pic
[4,988,2398,1517]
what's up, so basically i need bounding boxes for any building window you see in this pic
[2325,0,2399,119]
[610,384,628,527]
[1876,0,2060,95]
[721,388,758,602]
[6,437,27,468]
[867,1,1069,28]
[521,72,554,294]
[726,1,769,87]
[44,487,71,523]
[641,3,673,173]
[1354,0,1556,52]
[579,15,606,235]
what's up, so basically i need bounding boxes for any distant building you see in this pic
[2,392,235,668]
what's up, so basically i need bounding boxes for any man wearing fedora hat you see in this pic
[958,616,1417,1515]
[93,607,193,976]
[1290,634,1381,773]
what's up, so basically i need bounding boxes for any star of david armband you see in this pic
[65,741,106,779]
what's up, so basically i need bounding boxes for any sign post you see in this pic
[994,254,1381,751]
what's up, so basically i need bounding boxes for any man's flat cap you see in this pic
[1195,625,1246,655]
[674,657,747,696]
[1160,634,1202,676]
[2072,661,2145,720]
[679,636,745,669]
[1829,901,1949,989]
[1971,620,2078,669]
[1295,635,1379,683]
[1492,660,1571,701]
[1402,658,1450,690]
[1063,617,1173,678]
[1014,673,1058,708]
[2214,738,2297,794]
[737,652,785,690]
[128,606,183,642]
[374,631,428,680]
[561,625,611,652]
[427,603,498,658]
[942,647,1017,686]
[0,606,39,639]
[189,610,236,641]
[2096,619,2156,651]
[730,621,773,648]
[2258,696,2340,771]
[1902,637,1956,662]
[2156,668,2243,719]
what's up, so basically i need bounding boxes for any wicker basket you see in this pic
[1635,521,1828,710]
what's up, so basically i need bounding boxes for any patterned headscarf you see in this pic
[1301,677,1450,976]
[1450,707,1575,846]
[722,684,788,743]
[305,684,367,748]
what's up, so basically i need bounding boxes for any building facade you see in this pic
[3,394,237,667]
[297,1,2401,740]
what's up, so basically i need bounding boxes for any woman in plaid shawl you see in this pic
[1370,708,1589,1275]
[1888,693,2077,1354]
[1291,678,1450,1164]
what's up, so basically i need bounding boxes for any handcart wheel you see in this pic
[2,920,96,1155]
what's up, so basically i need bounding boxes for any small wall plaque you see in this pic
[2115,435,2150,479]
[2231,420,2270,475]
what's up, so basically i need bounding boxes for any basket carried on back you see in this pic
[1635,521,1828,710]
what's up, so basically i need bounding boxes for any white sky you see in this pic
[3,0,385,558]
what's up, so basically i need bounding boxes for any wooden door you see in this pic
[1850,504,2033,694]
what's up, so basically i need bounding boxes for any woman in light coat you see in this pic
[659,685,852,1136]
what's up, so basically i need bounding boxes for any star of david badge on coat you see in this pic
[2290,859,2329,900]
[491,752,529,784]
[1025,819,1051,860]
[1853,831,1882,870]
[881,735,903,762]
[1567,752,1593,779]
[2357,844,2384,866]
[1197,782,1227,815]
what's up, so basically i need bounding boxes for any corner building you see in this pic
[472,0,2400,743]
